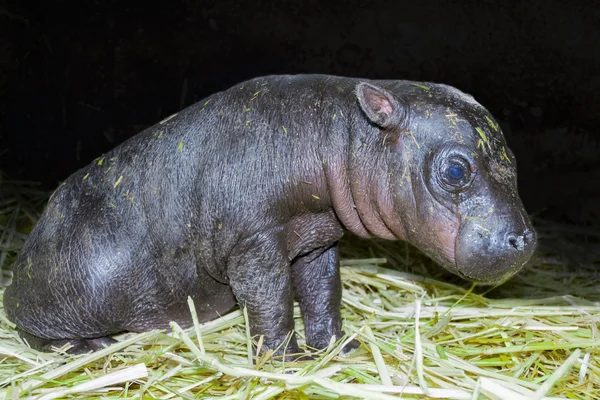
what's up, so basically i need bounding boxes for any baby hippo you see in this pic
[4,75,536,356]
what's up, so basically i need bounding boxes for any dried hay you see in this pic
[0,180,598,399]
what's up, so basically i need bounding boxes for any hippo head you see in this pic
[351,81,537,284]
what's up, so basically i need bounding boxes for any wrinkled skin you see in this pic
[4,75,536,358]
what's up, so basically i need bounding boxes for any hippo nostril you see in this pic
[506,233,525,251]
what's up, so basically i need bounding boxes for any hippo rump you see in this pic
[4,74,536,357]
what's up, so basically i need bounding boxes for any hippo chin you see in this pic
[4,74,536,358]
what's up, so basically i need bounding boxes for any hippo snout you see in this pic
[454,216,537,284]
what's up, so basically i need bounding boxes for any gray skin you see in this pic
[4,75,536,357]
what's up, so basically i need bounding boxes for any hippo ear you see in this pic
[356,82,403,128]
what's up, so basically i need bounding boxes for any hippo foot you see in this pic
[306,331,361,355]
[277,337,360,362]
[296,336,361,361]
[265,343,310,362]
[18,329,118,354]
[278,351,316,363]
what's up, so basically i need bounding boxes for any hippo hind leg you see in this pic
[18,329,118,354]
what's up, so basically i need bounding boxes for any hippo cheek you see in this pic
[412,211,462,274]
[430,216,460,268]
[454,216,537,284]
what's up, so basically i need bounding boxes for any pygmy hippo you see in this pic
[4,75,536,357]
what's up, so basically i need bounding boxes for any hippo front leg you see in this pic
[292,245,360,354]
[227,235,302,359]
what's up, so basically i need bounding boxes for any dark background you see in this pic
[1,0,599,225]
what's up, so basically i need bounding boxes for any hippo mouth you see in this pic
[453,257,527,284]
[424,208,536,284]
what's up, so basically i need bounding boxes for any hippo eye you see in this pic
[441,157,471,189]
[446,164,465,181]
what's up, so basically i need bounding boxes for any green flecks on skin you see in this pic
[251,90,262,99]
[97,157,105,166]
[123,192,135,201]
[405,131,421,149]
[476,127,492,151]
[200,108,205,112]
[485,115,499,132]
[445,113,466,129]
[245,107,251,112]
[477,139,485,151]
[83,173,89,180]
[445,113,458,125]
[411,83,431,91]
[157,131,164,138]
[114,175,123,188]
[204,99,211,106]
[476,127,488,143]
[218,111,224,117]
[245,120,250,127]
[502,148,512,163]
[466,206,495,222]
[105,166,112,174]
[282,125,288,135]
[109,202,116,207]
[178,141,184,151]
[382,132,391,146]
[311,194,320,200]
[400,164,409,185]
[160,113,178,124]
[477,224,491,236]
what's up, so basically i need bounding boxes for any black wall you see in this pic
[1,0,599,224]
